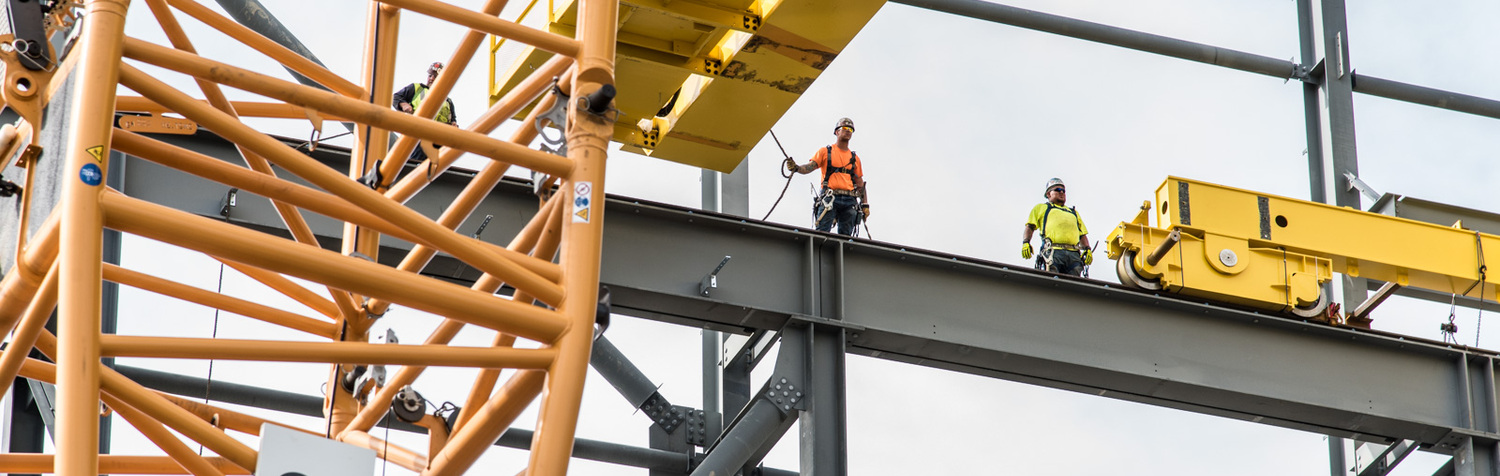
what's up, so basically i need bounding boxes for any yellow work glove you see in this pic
[1082,248,1093,265]
[783,157,797,172]
[1021,242,1033,259]
[860,204,870,218]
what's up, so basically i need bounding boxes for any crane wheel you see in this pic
[1289,287,1331,319]
[1116,249,1162,290]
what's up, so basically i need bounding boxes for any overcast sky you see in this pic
[96,0,1500,475]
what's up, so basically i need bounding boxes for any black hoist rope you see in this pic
[761,130,796,221]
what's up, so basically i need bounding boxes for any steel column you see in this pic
[1296,0,1326,204]
[698,171,724,450]
[800,324,848,475]
[1311,0,1367,311]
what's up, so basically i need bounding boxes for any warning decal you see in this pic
[86,145,105,162]
[572,181,593,223]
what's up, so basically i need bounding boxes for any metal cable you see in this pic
[381,412,391,476]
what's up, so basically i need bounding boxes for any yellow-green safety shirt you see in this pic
[413,84,454,125]
[1027,202,1088,246]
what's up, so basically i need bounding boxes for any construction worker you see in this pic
[783,117,870,236]
[392,62,458,161]
[1021,178,1092,276]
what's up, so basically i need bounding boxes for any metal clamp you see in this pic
[535,80,570,157]
[699,256,731,296]
[219,188,238,219]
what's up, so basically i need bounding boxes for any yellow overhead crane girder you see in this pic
[490,0,885,172]
[1107,177,1498,322]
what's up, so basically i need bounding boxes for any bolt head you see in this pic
[1219,249,1238,267]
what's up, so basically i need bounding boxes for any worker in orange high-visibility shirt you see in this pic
[784,117,870,236]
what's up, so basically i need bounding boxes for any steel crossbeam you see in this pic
[116,141,1500,458]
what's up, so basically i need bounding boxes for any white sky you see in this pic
[89,0,1500,475]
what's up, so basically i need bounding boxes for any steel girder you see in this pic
[116,137,1500,457]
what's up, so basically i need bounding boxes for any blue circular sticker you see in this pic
[80,163,102,186]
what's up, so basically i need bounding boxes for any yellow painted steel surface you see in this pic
[1108,177,1499,317]
[491,0,886,172]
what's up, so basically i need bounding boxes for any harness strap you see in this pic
[412,84,453,124]
[820,145,861,191]
[1039,203,1082,241]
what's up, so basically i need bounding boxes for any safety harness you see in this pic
[1036,203,1084,271]
[820,145,861,193]
[815,145,862,229]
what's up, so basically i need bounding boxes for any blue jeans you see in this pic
[815,195,861,236]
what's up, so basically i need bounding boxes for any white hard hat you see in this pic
[1043,178,1065,198]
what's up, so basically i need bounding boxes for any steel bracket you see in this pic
[699,255,732,296]
[535,83,569,157]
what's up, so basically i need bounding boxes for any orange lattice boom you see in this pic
[0,0,618,474]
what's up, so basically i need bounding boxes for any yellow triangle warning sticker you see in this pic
[86,146,104,162]
[574,207,590,223]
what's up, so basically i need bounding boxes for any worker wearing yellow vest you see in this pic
[1022,178,1092,276]
[392,62,458,161]
[783,117,870,236]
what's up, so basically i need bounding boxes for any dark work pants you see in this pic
[815,195,861,236]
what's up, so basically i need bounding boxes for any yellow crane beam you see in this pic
[491,0,886,172]
[1108,177,1498,321]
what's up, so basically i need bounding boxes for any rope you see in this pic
[200,205,231,455]
[761,130,796,221]
[761,169,794,221]
[1474,231,1487,347]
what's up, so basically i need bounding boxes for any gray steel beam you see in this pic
[117,133,1500,455]
[115,365,753,473]
[1364,193,1500,312]
[885,0,1500,126]
[1370,194,1500,237]
[591,335,661,409]
[1354,75,1500,122]
[692,398,790,476]
[887,0,1298,80]
[213,0,334,93]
